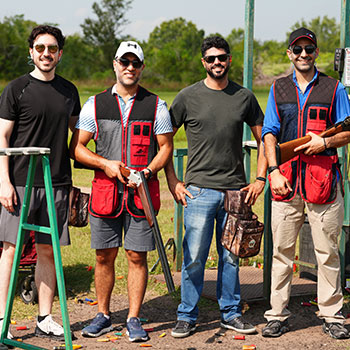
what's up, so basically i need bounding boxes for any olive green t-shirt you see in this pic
[170,80,264,190]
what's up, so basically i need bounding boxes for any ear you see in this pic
[58,49,63,60]
[29,48,33,59]
[201,57,206,68]
[286,49,293,61]
[315,47,319,59]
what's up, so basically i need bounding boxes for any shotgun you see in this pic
[120,166,175,294]
[276,116,350,165]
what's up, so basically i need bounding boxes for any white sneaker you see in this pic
[0,318,13,339]
[35,315,65,341]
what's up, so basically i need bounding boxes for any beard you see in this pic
[206,63,230,80]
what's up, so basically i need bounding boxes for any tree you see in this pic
[56,34,97,80]
[144,18,204,86]
[0,15,37,80]
[81,0,132,71]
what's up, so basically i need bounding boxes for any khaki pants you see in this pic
[264,184,345,324]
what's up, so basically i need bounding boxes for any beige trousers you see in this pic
[264,184,345,324]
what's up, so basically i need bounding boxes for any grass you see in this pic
[8,84,270,320]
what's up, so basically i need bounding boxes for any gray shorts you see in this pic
[89,211,155,251]
[0,186,70,246]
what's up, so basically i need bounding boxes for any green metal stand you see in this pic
[0,147,73,350]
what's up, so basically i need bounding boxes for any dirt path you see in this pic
[6,290,350,350]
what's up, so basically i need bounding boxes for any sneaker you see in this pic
[126,317,148,342]
[171,320,196,338]
[0,318,13,339]
[262,319,289,337]
[322,321,350,339]
[220,316,256,334]
[35,315,65,341]
[81,313,113,338]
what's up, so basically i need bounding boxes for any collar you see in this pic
[292,66,319,87]
[111,84,137,100]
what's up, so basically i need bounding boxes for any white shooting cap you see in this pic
[115,41,144,62]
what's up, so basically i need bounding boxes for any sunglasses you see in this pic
[203,54,229,64]
[292,45,316,55]
[117,57,143,69]
[34,44,59,54]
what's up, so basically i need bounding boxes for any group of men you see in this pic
[0,23,349,345]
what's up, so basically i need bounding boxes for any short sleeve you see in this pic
[169,91,187,129]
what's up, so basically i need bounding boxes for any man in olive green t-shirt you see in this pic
[165,36,267,338]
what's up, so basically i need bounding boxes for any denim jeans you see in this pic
[177,185,241,323]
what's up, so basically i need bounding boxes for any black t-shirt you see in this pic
[170,80,264,189]
[0,74,81,187]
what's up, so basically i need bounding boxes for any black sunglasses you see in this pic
[203,54,229,64]
[117,57,143,69]
[292,45,316,55]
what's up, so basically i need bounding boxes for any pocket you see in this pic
[301,154,333,204]
[130,122,152,166]
[306,107,328,134]
[186,185,202,199]
[90,173,118,215]
[134,178,161,212]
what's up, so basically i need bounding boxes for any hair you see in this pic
[201,36,230,57]
[28,25,65,50]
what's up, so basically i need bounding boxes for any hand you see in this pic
[102,160,127,184]
[0,179,17,213]
[269,170,292,197]
[168,180,193,207]
[241,179,265,206]
[294,131,325,155]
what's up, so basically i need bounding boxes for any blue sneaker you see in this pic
[126,317,148,342]
[81,312,113,337]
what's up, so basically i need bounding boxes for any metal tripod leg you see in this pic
[0,148,73,350]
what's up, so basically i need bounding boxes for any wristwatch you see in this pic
[268,165,279,174]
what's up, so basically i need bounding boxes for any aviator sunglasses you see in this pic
[34,44,59,54]
[203,54,229,64]
[292,45,316,55]
[117,57,143,69]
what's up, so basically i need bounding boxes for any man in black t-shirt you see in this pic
[0,25,81,341]
[165,36,267,338]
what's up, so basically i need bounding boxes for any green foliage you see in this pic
[80,0,132,71]
[0,11,343,86]
[143,18,205,85]
[0,15,37,80]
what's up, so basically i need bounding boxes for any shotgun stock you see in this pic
[276,116,350,165]
[120,166,175,293]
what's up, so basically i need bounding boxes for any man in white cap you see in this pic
[70,41,173,341]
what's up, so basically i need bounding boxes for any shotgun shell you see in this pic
[309,300,318,306]
[85,298,93,302]
[140,344,152,347]
[97,338,110,342]
[16,326,28,330]
[88,301,98,305]
[158,332,166,338]
[144,328,154,332]
[114,332,123,336]
[233,335,245,340]
[10,320,16,325]
[140,318,149,322]
[242,345,256,350]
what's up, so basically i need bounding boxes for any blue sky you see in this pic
[0,0,342,42]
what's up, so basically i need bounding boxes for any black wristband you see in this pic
[323,137,327,150]
[146,167,153,178]
[256,176,266,182]
[268,166,279,174]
